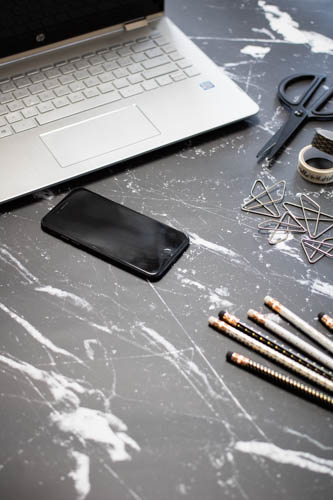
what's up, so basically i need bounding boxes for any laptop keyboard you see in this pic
[0,33,200,139]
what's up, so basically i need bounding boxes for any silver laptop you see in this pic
[0,1,258,204]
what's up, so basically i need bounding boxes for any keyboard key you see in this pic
[69,92,84,103]
[12,118,37,133]
[156,75,173,86]
[177,59,192,69]
[14,77,31,88]
[119,84,143,98]
[89,65,104,76]
[44,79,60,90]
[39,90,56,101]
[128,63,143,74]
[53,97,70,108]
[44,68,62,79]
[118,56,132,67]
[0,117,6,126]
[0,81,15,93]
[132,40,155,53]
[88,55,104,66]
[142,62,178,79]
[8,100,24,112]
[30,72,46,83]
[0,93,14,104]
[54,86,70,97]
[103,51,118,62]
[6,112,23,124]
[131,53,146,63]
[59,74,75,85]
[113,78,129,89]
[0,105,8,115]
[162,44,177,54]
[83,87,100,99]
[23,95,40,107]
[13,88,30,99]
[141,80,159,91]
[128,74,144,84]
[169,51,184,62]
[117,47,132,57]
[60,63,76,74]
[98,82,114,94]
[155,37,168,47]
[113,68,129,79]
[103,61,118,71]
[142,55,169,69]
[38,102,55,113]
[98,72,114,83]
[30,83,45,94]
[69,81,85,92]
[74,69,90,80]
[83,77,99,88]
[145,47,163,58]
[0,125,13,138]
[22,106,38,118]
[172,71,187,81]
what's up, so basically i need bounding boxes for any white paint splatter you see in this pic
[258,1,333,54]
[68,451,91,500]
[273,234,304,263]
[83,339,99,360]
[240,45,271,59]
[35,285,93,312]
[189,232,240,260]
[235,440,333,476]
[51,407,140,462]
[0,302,82,363]
[311,279,333,299]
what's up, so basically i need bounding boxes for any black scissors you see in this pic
[257,73,333,162]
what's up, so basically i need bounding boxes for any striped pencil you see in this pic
[264,296,333,355]
[248,309,333,373]
[226,351,333,411]
[208,316,333,393]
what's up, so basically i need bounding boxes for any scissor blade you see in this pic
[257,112,307,162]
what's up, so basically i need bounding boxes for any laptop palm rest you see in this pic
[40,105,160,168]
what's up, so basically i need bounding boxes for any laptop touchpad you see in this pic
[40,105,160,168]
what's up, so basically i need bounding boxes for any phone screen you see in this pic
[41,188,189,280]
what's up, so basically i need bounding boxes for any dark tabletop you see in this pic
[1,1,333,499]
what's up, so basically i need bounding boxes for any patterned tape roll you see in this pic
[297,144,333,184]
[312,128,333,156]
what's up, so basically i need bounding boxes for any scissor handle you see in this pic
[278,73,333,119]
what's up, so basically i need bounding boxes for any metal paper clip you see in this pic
[241,179,286,218]
[301,237,333,263]
[258,211,306,245]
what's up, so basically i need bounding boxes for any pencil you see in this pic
[264,296,333,355]
[248,309,333,373]
[226,351,333,411]
[208,316,333,393]
[218,310,333,380]
[318,312,333,333]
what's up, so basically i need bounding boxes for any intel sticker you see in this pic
[200,81,215,90]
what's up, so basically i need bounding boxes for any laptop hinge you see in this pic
[124,17,148,31]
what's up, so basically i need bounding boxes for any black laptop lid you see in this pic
[0,0,164,59]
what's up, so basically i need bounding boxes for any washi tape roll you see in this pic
[312,128,333,156]
[297,144,333,184]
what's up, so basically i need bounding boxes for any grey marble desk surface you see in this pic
[1,1,333,499]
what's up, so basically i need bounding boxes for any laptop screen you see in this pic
[0,0,164,60]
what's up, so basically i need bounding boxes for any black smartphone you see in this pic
[41,188,189,281]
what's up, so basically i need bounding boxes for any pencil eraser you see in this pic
[318,312,325,320]
[218,310,226,320]
[226,351,233,362]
